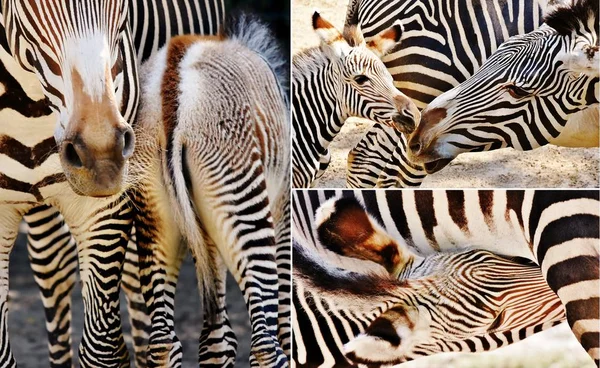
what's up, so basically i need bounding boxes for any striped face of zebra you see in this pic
[313,12,420,132]
[407,0,599,174]
[2,0,137,197]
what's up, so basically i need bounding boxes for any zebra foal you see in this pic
[131,13,289,367]
[292,12,419,188]
[293,189,600,365]
[293,230,564,367]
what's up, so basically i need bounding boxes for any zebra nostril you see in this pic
[409,142,421,154]
[63,142,83,168]
[121,127,135,159]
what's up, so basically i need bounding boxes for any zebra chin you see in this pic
[422,158,453,174]
[60,159,130,198]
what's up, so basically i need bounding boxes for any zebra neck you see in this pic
[293,55,346,153]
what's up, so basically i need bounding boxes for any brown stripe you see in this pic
[0,136,57,169]
[479,190,494,227]
[446,190,468,232]
[415,190,439,250]
[506,191,525,228]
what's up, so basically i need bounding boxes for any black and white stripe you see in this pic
[292,189,599,365]
[343,0,547,187]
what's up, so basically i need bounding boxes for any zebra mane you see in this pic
[293,46,332,80]
[223,11,289,104]
[545,0,599,36]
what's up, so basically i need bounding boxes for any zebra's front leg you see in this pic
[0,204,28,367]
[57,195,132,368]
[198,246,237,367]
[24,205,77,368]
[120,230,151,368]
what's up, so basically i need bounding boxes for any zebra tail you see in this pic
[165,137,219,319]
[223,11,289,106]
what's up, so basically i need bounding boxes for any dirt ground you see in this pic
[291,0,596,367]
[8,231,251,368]
[293,0,599,189]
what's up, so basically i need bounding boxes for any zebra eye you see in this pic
[354,75,369,85]
[506,84,530,98]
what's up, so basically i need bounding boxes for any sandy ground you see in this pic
[291,0,596,367]
[293,0,599,189]
[8,232,251,368]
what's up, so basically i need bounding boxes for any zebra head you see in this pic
[313,12,420,133]
[2,0,138,197]
[407,0,598,174]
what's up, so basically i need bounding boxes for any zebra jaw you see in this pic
[423,158,452,174]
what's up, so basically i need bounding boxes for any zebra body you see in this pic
[293,241,565,367]
[292,189,600,365]
[409,0,599,174]
[343,0,547,187]
[132,14,289,367]
[291,12,419,188]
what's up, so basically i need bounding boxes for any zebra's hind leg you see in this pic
[120,229,150,368]
[273,188,291,357]
[24,205,77,368]
[197,243,237,367]
[0,204,28,367]
[180,154,286,367]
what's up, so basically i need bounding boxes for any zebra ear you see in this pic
[343,24,366,47]
[312,11,351,57]
[560,39,600,77]
[367,21,404,58]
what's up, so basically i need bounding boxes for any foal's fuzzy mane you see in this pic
[223,12,289,106]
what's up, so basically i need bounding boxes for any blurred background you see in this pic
[8,1,289,367]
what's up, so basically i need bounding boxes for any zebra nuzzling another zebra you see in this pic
[408,0,599,175]
[292,12,420,188]
[291,189,599,366]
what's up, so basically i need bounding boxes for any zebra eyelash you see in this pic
[505,84,531,98]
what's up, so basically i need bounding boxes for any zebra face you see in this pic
[408,4,599,174]
[339,48,421,133]
[313,12,420,134]
[3,0,137,197]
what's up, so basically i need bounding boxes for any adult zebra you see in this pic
[340,0,548,187]
[0,0,143,366]
[12,1,225,366]
[291,12,420,188]
[408,0,599,173]
[292,189,599,365]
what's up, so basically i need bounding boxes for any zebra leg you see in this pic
[120,230,150,368]
[56,195,132,368]
[197,244,237,367]
[537,234,599,364]
[0,204,28,367]
[24,205,77,368]
[131,185,185,367]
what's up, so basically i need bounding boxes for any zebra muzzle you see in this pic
[391,114,416,134]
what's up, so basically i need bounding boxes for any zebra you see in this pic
[130,13,289,367]
[13,1,226,366]
[291,11,420,188]
[339,0,548,187]
[293,241,565,367]
[292,189,600,365]
[407,0,599,175]
[0,0,144,366]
